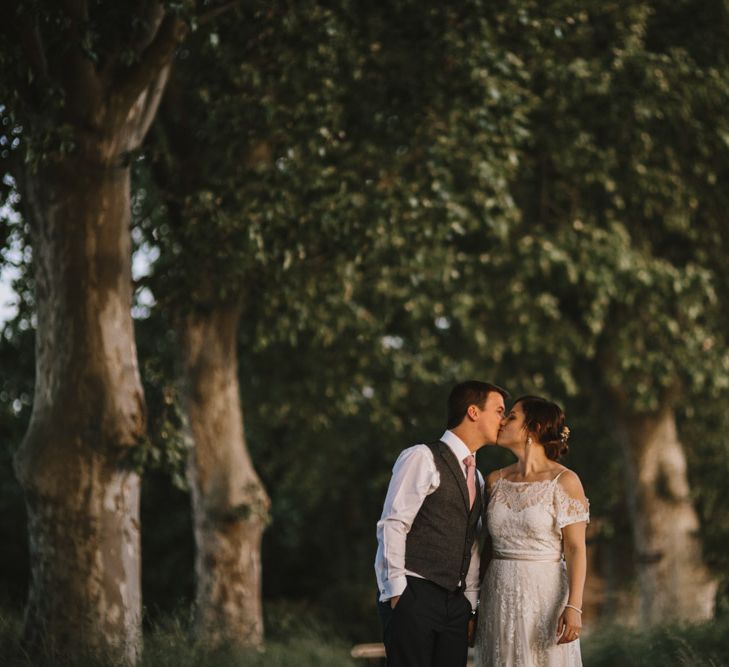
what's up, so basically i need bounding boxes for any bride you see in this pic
[475,395,590,667]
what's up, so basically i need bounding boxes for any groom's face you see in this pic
[476,391,506,445]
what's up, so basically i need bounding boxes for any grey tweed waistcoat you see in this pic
[404,440,482,591]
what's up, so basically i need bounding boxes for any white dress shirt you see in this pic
[374,430,484,609]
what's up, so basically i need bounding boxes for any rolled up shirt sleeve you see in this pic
[375,445,438,602]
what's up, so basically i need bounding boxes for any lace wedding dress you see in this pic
[475,471,590,667]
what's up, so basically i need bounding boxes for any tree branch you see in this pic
[109,0,242,117]
[55,0,106,128]
[111,12,188,126]
[130,63,172,149]
[97,1,162,89]
[107,0,241,140]
[131,2,167,53]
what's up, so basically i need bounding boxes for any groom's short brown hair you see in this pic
[446,380,509,429]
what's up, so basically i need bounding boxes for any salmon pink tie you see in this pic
[464,455,476,509]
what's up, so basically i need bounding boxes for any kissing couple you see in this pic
[375,380,590,667]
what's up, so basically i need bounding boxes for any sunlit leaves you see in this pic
[489,0,729,409]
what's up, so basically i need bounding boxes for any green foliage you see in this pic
[0,445,28,606]
[142,636,354,667]
[487,0,729,408]
[132,8,532,633]
[1,0,729,643]
[679,397,729,608]
[137,0,529,319]
[0,604,354,667]
[131,317,191,490]
[0,314,33,607]
[2,3,126,160]
[139,471,195,615]
[582,617,729,666]
[127,0,729,633]
[3,604,729,666]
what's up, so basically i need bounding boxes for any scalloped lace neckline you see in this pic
[499,477,557,486]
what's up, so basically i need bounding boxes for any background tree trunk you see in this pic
[180,304,270,647]
[13,155,145,663]
[7,6,181,653]
[615,403,717,624]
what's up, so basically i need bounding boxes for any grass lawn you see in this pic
[582,617,729,667]
[2,606,729,666]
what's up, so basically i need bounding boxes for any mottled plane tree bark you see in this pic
[144,55,273,645]
[0,1,234,662]
[613,400,717,622]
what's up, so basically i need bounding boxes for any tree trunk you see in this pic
[616,404,717,624]
[13,155,145,663]
[180,304,270,647]
[6,5,191,661]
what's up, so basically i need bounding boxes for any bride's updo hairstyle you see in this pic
[515,395,569,461]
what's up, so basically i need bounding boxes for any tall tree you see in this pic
[481,0,729,623]
[0,1,227,661]
[135,0,529,642]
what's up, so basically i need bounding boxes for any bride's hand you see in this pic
[556,607,582,644]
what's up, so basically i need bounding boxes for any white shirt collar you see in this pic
[440,430,473,464]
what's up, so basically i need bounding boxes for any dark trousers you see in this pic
[377,576,471,667]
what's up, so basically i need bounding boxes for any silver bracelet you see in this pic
[565,604,582,614]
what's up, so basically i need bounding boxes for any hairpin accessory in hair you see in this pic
[560,426,570,444]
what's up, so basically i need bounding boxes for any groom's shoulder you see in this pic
[399,443,435,458]
[392,443,435,467]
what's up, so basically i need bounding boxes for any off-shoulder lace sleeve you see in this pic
[555,483,590,529]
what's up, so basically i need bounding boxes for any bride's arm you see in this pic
[556,471,589,644]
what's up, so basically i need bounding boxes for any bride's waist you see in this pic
[491,549,563,562]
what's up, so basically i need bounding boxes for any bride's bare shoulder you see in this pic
[485,469,501,486]
[555,467,586,498]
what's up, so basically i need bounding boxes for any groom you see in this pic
[375,380,507,667]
